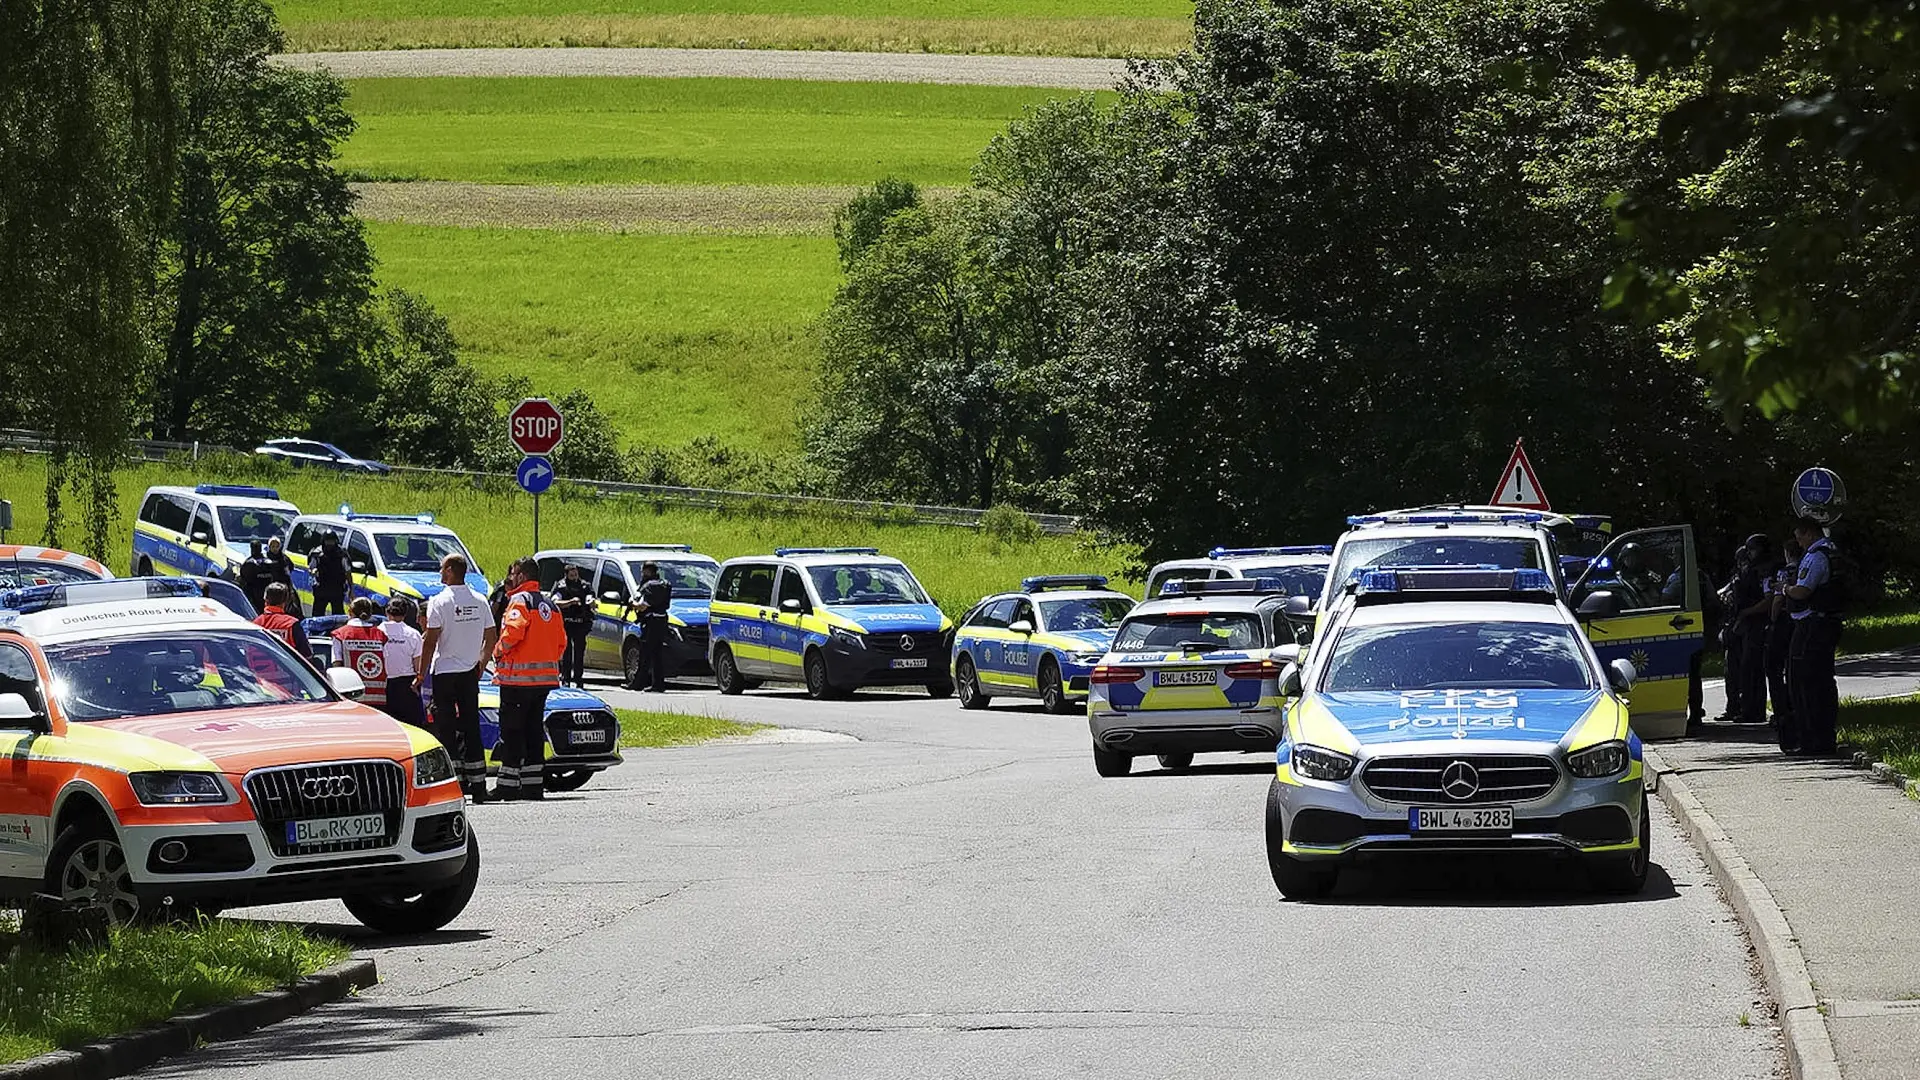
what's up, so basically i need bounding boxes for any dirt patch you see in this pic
[352,180,933,234]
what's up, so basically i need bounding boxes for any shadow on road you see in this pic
[1135,761,1275,778]
[141,1002,543,1076]
[1319,856,1681,908]
[285,921,494,949]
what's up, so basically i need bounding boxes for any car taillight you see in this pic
[1091,665,1143,685]
[1224,660,1278,681]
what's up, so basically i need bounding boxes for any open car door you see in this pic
[1568,525,1703,740]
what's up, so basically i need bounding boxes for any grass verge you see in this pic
[341,77,1089,188]
[366,221,836,452]
[1841,604,1920,657]
[1838,694,1920,780]
[0,917,349,1064]
[0,454,1137,614]
[616,707,766,747]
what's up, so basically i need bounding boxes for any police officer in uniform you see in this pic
[553,563,596,688]
[1783,516,1845,755]
[492,557,567,800]
[1764,538,1802,729]
[633,561,673,692]
[239,541,273,613]
[1728,534,1775,724]
[308,532,353,617]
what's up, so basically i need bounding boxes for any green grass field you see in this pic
[1838,694,1920,780]
[366,221,835,451]
[277,0,1191,56]
[616,707,767,747]
[0,455,1136,612]
[341,77,1083,187]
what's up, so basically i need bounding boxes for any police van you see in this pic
[708,548,954,700]
[533,542,721,688]
[132,484,299,581]
[1144,546,1332,601]
[282,508,489,609]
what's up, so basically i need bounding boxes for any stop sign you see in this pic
[507,397,565,456]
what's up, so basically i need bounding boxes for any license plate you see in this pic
[890,658,929,669]
[569,729,608,745]
[286,813,386,846]
[1155,669,1217,687]
[1410,806,1513,832]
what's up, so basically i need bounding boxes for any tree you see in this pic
[366,289,525,473]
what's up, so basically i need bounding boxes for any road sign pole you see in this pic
[533,491,540,552]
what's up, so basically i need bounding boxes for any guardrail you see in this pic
[0,429,1081,534]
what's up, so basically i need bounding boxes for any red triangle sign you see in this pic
[1489,440,1551,510]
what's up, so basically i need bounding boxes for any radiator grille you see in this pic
[244,760,407,856]
[1361,755,1559,805]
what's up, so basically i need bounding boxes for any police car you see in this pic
[1086,579,1294,777]
[708,548,954,699]
[301,616,625,793]
[1320,512,1561,617]
[0,579,477,933]
[283,508,489,609]
[534,542,720,688]
[951,575,1136,713]
[0,546,112,590]
[1265,566,1648,899]
[132,484,300,581]
[1144,546,1332,601]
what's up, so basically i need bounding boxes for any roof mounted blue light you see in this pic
[590,541,694,553]
[774,547,880,557]
[1158,578,1288,597]
[195,484,281,500]
[1346,511,1547,527]
[339,511,437,525]
[1350,565,1559,601]
[1021,574,1109,592]
[1206,545,1333,559]
[1,577,207,615]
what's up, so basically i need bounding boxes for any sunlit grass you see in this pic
[1838,694,1920,779]
[616,707,766,747]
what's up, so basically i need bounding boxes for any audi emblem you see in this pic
[900,635,916,653]
[301,775,359,799]
[571,711,599,726]
[1440,761,1480,801]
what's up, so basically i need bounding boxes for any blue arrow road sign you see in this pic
[1796,467,1837,507]
[516,455,555,496]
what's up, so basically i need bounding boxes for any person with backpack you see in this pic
[1782,516,1847,756]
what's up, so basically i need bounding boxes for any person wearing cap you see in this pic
[1782,516,1844,755]
[1727,534,1776,724]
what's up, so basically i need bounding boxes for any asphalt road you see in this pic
[153,681,1781,1080]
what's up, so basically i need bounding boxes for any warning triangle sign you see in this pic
[1489,440,1551,511]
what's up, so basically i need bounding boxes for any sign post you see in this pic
[1791,466,1846,526]
[1488,439,1551,512]
[508,398,565,551]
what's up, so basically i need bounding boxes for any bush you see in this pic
[982,503,1042,546]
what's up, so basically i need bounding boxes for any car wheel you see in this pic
[925,680,954,699]
[45,817,144,926]
[1039,659,1073,715]
[344,832,481,935]
[805,649,846,700]
[714,645,745,696]
[1092,745,1132,777]
[1157,752,1195,771]
[956,656,990,710]
[1589,794,1651,896]
[543,768,594,792]
[1266,778,1338,899]
[623,641,645,690]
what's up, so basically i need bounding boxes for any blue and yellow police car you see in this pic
[534,542,721,687]
[1265,566,1648,899]
[1143,546,1332,601]
[950,575,1136,713]
[132,484,299,581]
[708,548,954,700]
[282,508,488,609]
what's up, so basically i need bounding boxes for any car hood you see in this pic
[826,604,949,634]
[1309,689,1607,746]
[1047,628,1117,652]
[85,701,415,772]
[669,598,709,627]
[388,570,492,598]
[470,678,609,713]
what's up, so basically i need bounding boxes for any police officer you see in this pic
[331,598,389,711]
[492,557,566,800]
[262,536,298,614]
[1783,516,1845,756]
[1728,534,1775,724]
[308,532,353,617]
[1764,538,1802,729]
[239,541,273,612]
[632,561,673,692]
[553,563,595,688]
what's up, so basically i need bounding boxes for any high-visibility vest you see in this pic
[495,589,566,687]
[333,620,389,705]
[250,609,302,689]
[254,609,300,646]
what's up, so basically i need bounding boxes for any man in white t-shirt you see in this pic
[380,596,427,727]
[418,553,498,801]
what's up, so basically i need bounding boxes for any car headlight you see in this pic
[1567,740,1629,778]
[830,627,865,649]
[129,771,229,806]
[1071,652,1104,665]
[1292,744,1356,782]
[413,746,457,787]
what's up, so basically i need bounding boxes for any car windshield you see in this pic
[218,506,293,545]
[45,630,332,721]
[1326,536,1544,604]
[808,564,928,605]
[1039,596,1135,632]
[377,532,472,573]
[0,561,104,589]
[1234,562,1328,598]
[624,558,718,599]
[1113,612,1264,652]
[1322,621,1593,692]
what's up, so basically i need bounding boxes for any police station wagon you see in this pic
[132,484,299,582]
[951,575,1135,713]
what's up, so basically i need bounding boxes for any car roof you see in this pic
[297,514,456,535]
[538,547,716,562]
[0,546,110,576]
[726,552,907,568]
[147,486,296,511]
[983,589,1133,604]
[1341,599,1573,629]
[1127,593,1288,616]
[11,598,259,645]
[1339,522,1549,541]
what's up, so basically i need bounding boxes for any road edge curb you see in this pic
[0,957,378,1080]
[1645,748,1840,1080]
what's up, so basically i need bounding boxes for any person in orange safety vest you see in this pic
[331,597,389,708]
[491,556,566,800]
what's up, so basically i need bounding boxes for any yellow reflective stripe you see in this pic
[1275,763,1300,786]
[1564,697,1629,752]
[1290,697,1360,755]
[58,725,218,772]
[1619,760,1644,784]
[402,722,443,756]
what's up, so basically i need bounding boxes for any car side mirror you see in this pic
[1576,590,1621,621]
[0,692,47,733]
[1608,658,1638,694]
[191,531,212,545]
[350,560,371,574]
[602,590,626,603]
[1284,595,1315,618]
[1273,644,1301,664]
[327,667,367,700]
[1008,619,1034,635]
[1278,662,1304,698]
[780,598,803,613]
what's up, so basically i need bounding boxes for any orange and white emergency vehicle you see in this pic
[0,578,478,933]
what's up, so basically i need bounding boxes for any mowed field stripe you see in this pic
[352,180,967,234]
[279,46,1131,89]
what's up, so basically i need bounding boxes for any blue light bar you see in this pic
[0,577,206,615]
[1350,566,1558,599]
[1158,578,1286,597]
[590,541,694,553]
[340,511,437,525]
[195,484,281,500]
[1207,545,1333,559]
[1346,512,1546,527]
[1021,574,1109,592]
[774,547,880,557]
